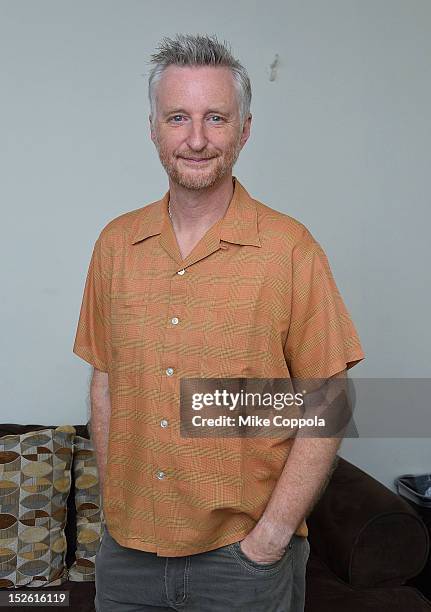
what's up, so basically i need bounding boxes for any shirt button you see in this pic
[156,470,166,480]
[166,367,174,376]
[177,269,185,275]
[171,317,179,325]
[160,419,169,428]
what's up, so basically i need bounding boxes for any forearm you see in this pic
[254,435,341,547]
[253,369,347,548]
[89,368,111,491]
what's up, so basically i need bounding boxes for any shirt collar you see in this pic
[130,176,261,248]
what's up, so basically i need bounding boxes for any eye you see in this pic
[170,115,185,123]
[209,115,223,122]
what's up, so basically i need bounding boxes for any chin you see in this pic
[173,165,222,190]
[177,174,218,190]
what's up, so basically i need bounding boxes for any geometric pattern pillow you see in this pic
[0,425,76,588]
[68,435,105,582]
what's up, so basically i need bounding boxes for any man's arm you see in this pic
[89,367,111,496]
[241,369,347,563]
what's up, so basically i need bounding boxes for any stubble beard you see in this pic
[153,132,243,190]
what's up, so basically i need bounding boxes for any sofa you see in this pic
[1,423,430,612]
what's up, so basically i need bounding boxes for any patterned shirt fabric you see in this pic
[73,176,365,556]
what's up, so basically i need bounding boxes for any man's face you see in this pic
[150,65,251,190]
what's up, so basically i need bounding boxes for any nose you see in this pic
[186,119,208,151]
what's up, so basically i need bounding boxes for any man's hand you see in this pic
[238,517,294,564]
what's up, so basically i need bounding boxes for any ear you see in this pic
[239,113,252,148]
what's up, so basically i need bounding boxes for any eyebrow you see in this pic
[163,108,231,117]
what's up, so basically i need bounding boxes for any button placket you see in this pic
[153,263,191,547]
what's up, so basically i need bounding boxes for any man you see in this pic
[73,34,365,612]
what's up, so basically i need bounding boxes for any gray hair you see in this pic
[148,34,251,126]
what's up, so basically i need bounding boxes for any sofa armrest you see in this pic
[307,456,429,588]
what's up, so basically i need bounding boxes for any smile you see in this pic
[180,157,215,164]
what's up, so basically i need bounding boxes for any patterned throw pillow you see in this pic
[0,425,76,588]
[68,435,105,582]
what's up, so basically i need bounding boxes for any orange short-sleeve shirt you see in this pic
[73,176,365,556]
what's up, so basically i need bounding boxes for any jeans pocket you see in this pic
[227,538,294,576]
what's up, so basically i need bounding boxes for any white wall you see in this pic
[1,0,430,490]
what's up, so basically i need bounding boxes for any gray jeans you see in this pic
[95,527,310,612]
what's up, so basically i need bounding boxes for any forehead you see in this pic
[155,65,238,111]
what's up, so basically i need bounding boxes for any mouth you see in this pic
[180,157,215,165]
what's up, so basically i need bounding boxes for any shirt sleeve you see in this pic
[284,230,365,379]
[73,237,109,372]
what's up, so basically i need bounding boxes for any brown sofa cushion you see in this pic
[307,456,430,587]
[305,554,431,611]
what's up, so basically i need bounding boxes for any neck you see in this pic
[168,173,234,233]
